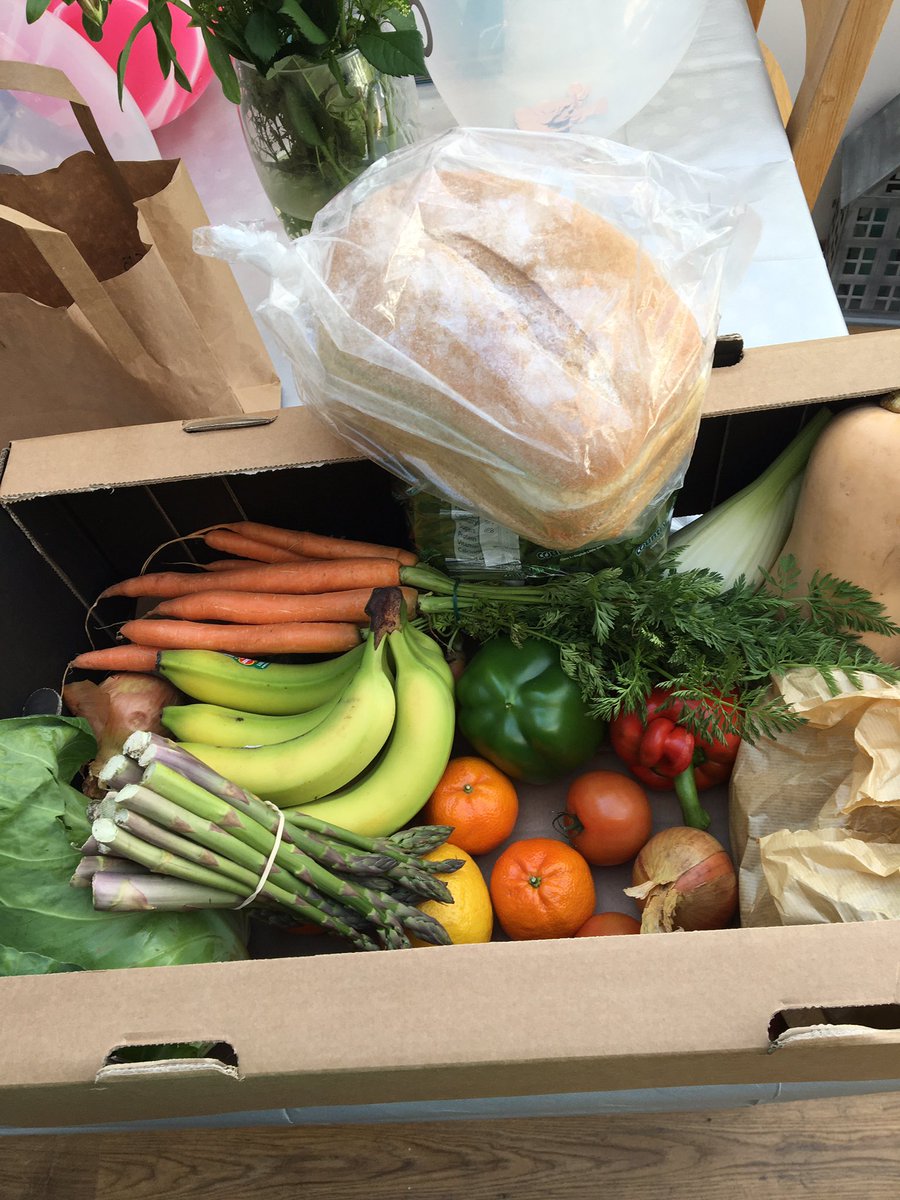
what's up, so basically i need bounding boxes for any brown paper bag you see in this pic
[729,668,900,927]
[0,62,280,445]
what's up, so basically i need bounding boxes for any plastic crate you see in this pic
[827,173,900,327]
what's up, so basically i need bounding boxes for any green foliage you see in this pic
[24,0,54,23]
[34,0,425,107]
[0,716,247,976]
[422,553,900,745]
[355,26,426,77]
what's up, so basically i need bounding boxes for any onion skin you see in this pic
[63,673,182,799]
[626,827,738,934]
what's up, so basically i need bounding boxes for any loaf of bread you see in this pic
[312,163,708,550]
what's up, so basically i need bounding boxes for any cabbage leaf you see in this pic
[0,716,247,974]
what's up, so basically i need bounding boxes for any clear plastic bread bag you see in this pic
[197,128,752,552]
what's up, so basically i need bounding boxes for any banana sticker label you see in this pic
[229,657,270,669]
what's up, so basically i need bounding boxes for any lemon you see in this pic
[412,844,493,946]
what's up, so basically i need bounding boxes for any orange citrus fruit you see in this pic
[412,844,493,946]
[574,912,641,937]
[422,756,519,856]
[489,838,595,941]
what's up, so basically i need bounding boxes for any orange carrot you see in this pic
[202,529,304,564]
[202,557,313,572]
[119,619,362,654]
[101,559,403,600]
[226,521,418,567]
[70,646,161,672]
[148,586,419,625]
[202,559,255,572]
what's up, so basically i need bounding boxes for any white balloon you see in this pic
[415,0,708,136]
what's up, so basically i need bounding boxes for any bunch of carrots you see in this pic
[72,521,421,671]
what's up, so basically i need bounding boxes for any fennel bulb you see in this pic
[669,408,831,589]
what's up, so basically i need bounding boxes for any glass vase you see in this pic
[236,51,419,238]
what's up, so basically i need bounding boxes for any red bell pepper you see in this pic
[609,689,741,830]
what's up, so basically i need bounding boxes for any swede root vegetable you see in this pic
[119,618,363,655]
[624,827,737,934]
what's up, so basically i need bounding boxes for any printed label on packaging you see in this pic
[450,507,521,569]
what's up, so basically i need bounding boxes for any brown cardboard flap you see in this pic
[0,920,897,1129]
[702,329,900,417]
[3,330,900,504]
[0,407,359,503]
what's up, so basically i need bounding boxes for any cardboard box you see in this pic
[1,330,899,1129]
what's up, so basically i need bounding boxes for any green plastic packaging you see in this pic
[402,488,675,582]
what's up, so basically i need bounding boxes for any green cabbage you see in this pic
[0,716,247,974]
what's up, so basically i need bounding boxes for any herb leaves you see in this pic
[416,554,900,743]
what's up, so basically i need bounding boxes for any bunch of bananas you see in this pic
[158,599,456,838]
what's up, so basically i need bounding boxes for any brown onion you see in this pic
[63,673,181,799]
[624,827,737,934]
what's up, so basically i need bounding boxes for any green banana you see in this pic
[286,621,455,837]
[161,691,342,748]
[404,623,455,690]
[177,634,396,806]
[157,643,365,715]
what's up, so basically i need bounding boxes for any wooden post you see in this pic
[787,0,894,207]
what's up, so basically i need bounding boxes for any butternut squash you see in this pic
[780,400,900,664]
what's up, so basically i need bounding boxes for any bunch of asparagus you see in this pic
[73,733,462,951]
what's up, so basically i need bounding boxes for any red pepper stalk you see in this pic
[608,690,741,830]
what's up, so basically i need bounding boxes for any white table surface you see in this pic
[155,0,847,388]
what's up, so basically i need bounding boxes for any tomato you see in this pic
[575,912,641,937]
[558,770,653,866]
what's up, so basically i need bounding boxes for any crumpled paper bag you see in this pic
[729,668,900,926]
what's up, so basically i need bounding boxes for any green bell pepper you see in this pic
[455,637,603,784]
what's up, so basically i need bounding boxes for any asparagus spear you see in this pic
[71,855,149,887]
[97,753,143,791]
[388,826,455,856]
[79,836,126,858]
[92,872,239,911]
[112,803,265,893]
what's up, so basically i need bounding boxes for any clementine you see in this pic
[422,756,519,856]
[489,838,595,940]
[574,912,641,937]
